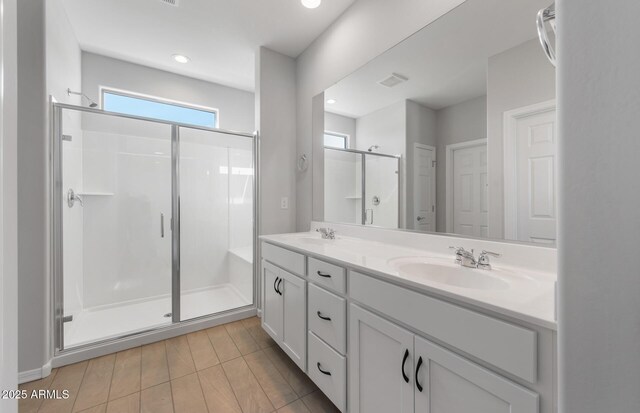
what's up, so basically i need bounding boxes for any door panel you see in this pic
[281,269,307,370]
[414,335,539,413]
[261,261,282,341]
[452,143,488,237]
[349,305,414,413]
[413,145,435,232]
[515,109,557,244]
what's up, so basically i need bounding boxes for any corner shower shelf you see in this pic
[344,195,362,200]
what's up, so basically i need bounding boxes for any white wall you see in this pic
[434,95,486,232]
[17,0,50,376]
[487,38,555,239]
[324,149,359,224]
[1,0,19,409]
[325,112,356,148]
[255,47,297,236]
[82,52,255,132]
[299,0,466,230]
[559,0,640,411]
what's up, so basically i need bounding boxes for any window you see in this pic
[102,90,218,128]
[324,131,349,149]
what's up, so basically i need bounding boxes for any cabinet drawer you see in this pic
[308,284,346,354]
[262,242,305,276]
[308,257,346,293]
[308,332,346,412]
[350,271,537,383]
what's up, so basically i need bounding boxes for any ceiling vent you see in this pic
[160,0,179,6]
[377,73,409,88]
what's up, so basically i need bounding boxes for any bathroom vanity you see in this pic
[260,223,557,413]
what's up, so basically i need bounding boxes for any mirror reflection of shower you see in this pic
[67,88,98,108]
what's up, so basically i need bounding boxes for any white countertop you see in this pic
[260,231,557,330]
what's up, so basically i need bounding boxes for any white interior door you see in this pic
[505,102,557,244]
[413,144,435,232]
[451,143,488,237]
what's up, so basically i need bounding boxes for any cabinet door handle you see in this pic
[317,362,332,376]
[273,277,279,294]
[415,356,424,392]
[402,349,410,383]
[317,271,331,278]
[276,278,283,295]
[317,311,331,321]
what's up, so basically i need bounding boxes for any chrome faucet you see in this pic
[449,247,501,270]
[449,246,477,268]
[316,228,336,240]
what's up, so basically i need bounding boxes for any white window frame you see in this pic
[99,86,220,128]
[323,130,350,149]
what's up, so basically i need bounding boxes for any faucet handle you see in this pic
[477,250,501,270]
[480,250,501,258]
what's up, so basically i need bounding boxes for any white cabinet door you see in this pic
[280,269,307,371]
[349,305,414,413]
[261,261,283,341]
[414,335,539,413]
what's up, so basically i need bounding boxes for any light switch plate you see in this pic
[280,197,289,209]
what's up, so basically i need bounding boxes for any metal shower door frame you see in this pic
[51,102,259,355]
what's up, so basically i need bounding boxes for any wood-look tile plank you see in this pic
[39,362,88,413]
[206,325,241,362]
[73,354,116,412]
[106,393,140,413]
[170,373,208,413]
[242,317,276,349]
[140,382,173,413]
[77,404,106,413]
[18,369,58,413]
[165,336,196,380]
[264,346,317,398]
[140,341,169,389]
[245,350,298,409]
[278,399,312,413]
[109,347,141,400]
[301,391,341,413]
[197,365,242,413]
[222,356,274,413]
[225,320,260,355]
[186,330,220,371]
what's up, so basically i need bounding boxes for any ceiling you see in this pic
[324,0,552,118]
[61,0,356,92]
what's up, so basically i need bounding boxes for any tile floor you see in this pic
[19,317,339,413]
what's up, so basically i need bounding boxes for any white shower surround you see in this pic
[61,112,254,347]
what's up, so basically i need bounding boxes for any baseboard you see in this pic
[18,360,52,384]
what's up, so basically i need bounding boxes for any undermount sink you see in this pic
[297,237,333,246]
[388,257,511,291]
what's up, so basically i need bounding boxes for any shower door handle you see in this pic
[160,213,165,238]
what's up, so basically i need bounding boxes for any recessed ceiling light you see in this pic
[326,99,337,104]
[301,0,321,9]
[172,54,190,64]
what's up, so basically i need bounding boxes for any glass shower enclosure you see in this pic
[324,147,400,228]
[52,103,257,351]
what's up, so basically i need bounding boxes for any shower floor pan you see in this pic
[63,283,251,349]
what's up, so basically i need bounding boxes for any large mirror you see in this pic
[314,0,557,245]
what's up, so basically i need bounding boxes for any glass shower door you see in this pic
[57,108,173,349]
[177,127,254,321]
[364,154,400,228]
[324,148,362,225]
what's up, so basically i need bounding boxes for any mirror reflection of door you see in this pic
[504,101,557,244]
[413,144,436,232]
[446,139,488,238]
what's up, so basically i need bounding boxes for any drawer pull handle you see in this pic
[276,278,283,296]
[317,311,332,321]
[402,349,410,383]
[317,362,332,376]
[273,277,279,294]
[415,356,424,392]
[317,271,332,278]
